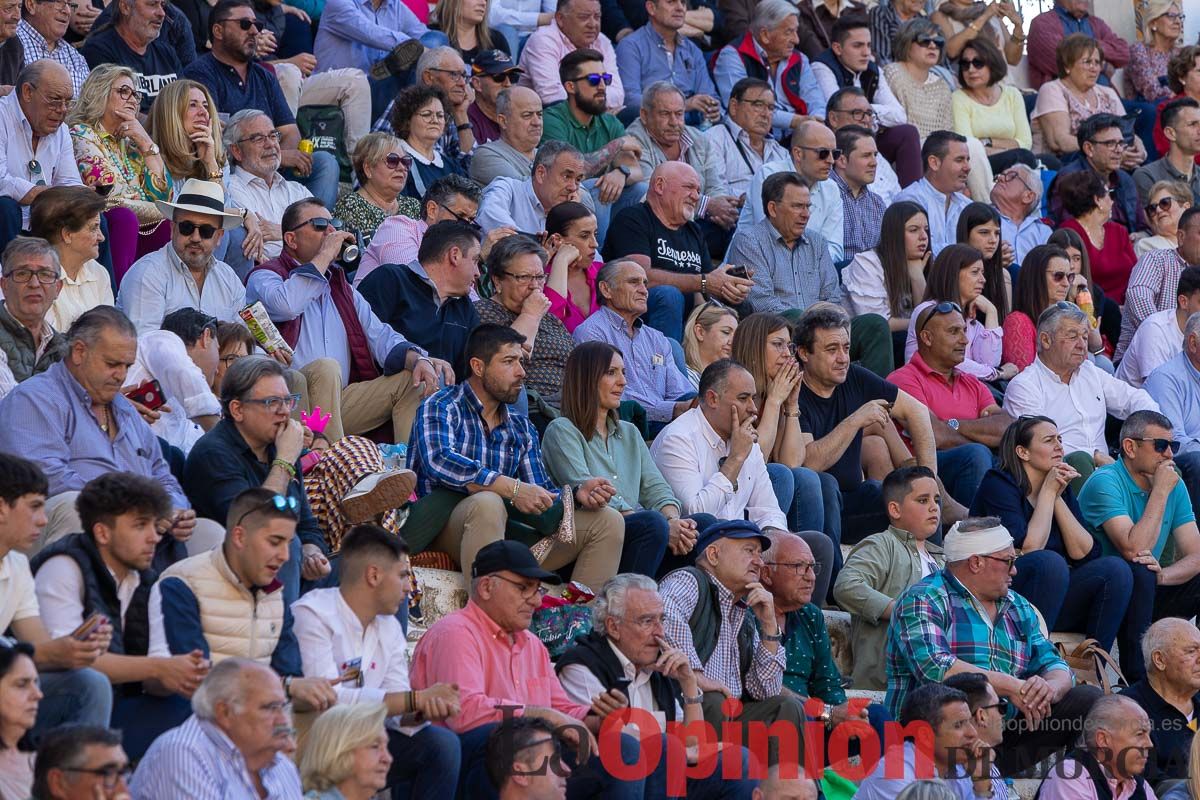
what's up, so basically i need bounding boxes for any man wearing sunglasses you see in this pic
[517,0,624,111]
[468,49,524,146]
[1133,97,1200,208]
[990,164,1050,266]
[1078,410,1200,680]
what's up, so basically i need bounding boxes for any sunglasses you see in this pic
[959,57,987,70]
[1047,270,1076,283]
[916,35,945,48]
[485,71,517,84]
[1136,437,1181,455]
[796,145,842,161]
[177,220,218,239]
[917,300,963,332]
[383,152,413,170]
[234,493,300,528]
[285,216,344,233]
[571,72,613,86]
[1145,196,1176,216]
[220,16,262,30]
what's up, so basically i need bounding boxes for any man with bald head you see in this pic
[739,120,845,263]
[753,765,820,800]
[604,161,753,341]
[1121,618,1200,781]
[470,87,546,185]
[1038,695,1153,800]
[0,60,82,245]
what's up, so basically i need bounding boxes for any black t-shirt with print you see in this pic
[602,201,713,276]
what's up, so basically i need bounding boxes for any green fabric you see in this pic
[541,102,626,154]
[1064,450,1096,497]
[541,416,679,514]
[781,603,847,704]
[398,489,565,553]
[820,768,859,800]
[779,310,894,377]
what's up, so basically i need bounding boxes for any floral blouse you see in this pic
[70,123,172,225]
[1125,42,1176,103]
[332,190,421,247]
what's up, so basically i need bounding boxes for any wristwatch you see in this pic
[947,418,960,431]
[142,142,161,156]
[617,165,632,178]
[819,703,833,729]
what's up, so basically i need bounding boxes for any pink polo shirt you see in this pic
[409,600,590,733]
[887,352,995,423]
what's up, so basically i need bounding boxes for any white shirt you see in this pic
[0,90,83,225]
[117,244,247,334]
[650,406,788,531]
[810,61,908,129]
[703,119,788,200]
[559,638,682,734]
[737,161,844,262]
[1003,356,1159,456]
[870,152,901,205]
[894,177,972,256]
[1115,309,1184,389]
[47,260,114,332]
[226,167,312,260]
[0,550,39,632]
[124,330,220,455]
[487,0,553,32]
[35,554,140,639]
[291,587,426,734]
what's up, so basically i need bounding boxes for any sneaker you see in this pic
[341,469,417,523]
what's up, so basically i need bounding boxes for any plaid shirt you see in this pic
[659,568,785,700]
[885,568,1070,718]
[832,169,886,261]
[16,21,90,97]
[408,381,555,497]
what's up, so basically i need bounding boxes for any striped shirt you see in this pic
[660,567,785,700]
[885,568,1071,719]
[129,715,302,800]
[408,380,556,497]
[727,217,847,315]
[1117,248,1190,363]
[832,169,886,260]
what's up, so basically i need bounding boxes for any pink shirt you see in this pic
[409,600,590,733]
[1038,759,1157,800]
[887,353,996,424]
[517,21,624,110]
[355,216,428,288]
[546,260,602,333]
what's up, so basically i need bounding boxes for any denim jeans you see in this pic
[1120,562,1200,681]
[621,509,671,578]
[643,737,758,799]
[765,463,843,601]
[111,692,192,760]
[1175,451,1200,522]
[935,443,993,507]
[646,285,689,342]
[284,150,340,209]
[656,513,720,578]
[839,480,887,547]
[585,179,648,246]
[387,724,463,800]
[33,668,113,742]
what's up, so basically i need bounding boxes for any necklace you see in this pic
[97,404,111,433]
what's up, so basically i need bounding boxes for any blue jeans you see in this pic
[621,509,670,578]
[33,668,112,740]
[656,513,720,578]
[839,480,887,547]
[111,692,192,760]
[0,196,21,253]
[458,723,645,800]
[1121,562,1200,681]
[644,738,758,799]
[285,150,340,209]
[765,463,843,601]
[585,179,647,246]
[387,724,462,800]
[936,443,992,507]
[1175,451,1200,522]
[646,285,688,342]
[1054,556,1133,654]
[281,536,302,608]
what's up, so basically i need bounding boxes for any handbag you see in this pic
[1055,638,1128,694]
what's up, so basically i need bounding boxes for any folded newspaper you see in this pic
[239,301,294,358]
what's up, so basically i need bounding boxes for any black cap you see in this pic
[471,49,523,76]
[694,519,771,554]
[471,540,562,583]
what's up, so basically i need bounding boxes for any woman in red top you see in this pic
[1056,170,1137,304]
[1002,244,1074,369]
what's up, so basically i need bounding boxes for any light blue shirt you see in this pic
[895,177,972,256]
[615,25,718,108]
[998,208,1052,266]
[116,244,246,335]
[856,741,1001,800]
[712,41,826,137]
[737,160,844,262]
[477,176,546,235]
[312,0,427,74]
[130,715,303,800]
[1145,351,1200,454]
[246,261,417,387]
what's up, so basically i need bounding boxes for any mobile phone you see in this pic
[727,265,749,279]
[72,612,106,641]
[124,378,165,410]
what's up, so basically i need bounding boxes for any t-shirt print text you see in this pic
[656,238,703,273]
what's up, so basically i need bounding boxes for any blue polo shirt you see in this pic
[1077,458,1195,560]
[180,53,295,128]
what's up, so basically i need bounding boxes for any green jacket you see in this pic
[832,526,944,690]
[0,301,66,387]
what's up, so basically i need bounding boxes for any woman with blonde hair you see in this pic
[1126,0,1185,103]
[298,703,392,800]
[1137,179,1194,256]
[431,0,509,63]
[1161,730,1200,800]
[333,132,422,246]
[68,64,173,282]
[681,300,738,388]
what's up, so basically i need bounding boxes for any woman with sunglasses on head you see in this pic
[389,85,467,201]
[1057,170,1138,313]
[68,64,174,283]
[956,202,1012,317]
[904,243,1016,383]
[1002,244,1074,370]
[681,300,738,389]
[28,187,112,332]
[971,415,1133,663]
[1126,0,1185,104]
[0,639,40,800]
[1137,180,1194,258]
[543,201,600,334]
[882,19,953,142]
[333,133,422,248]
[951,37,1037,174]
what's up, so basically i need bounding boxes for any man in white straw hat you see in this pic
[117,178,247,335]
[886,516,1102,776]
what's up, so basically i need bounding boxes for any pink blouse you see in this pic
[546,260,602,333]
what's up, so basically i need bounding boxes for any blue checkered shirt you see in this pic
[832,169,886,261]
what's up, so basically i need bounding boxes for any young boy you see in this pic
[833,465,945,690]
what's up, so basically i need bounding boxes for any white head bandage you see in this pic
[942,521,1014,563]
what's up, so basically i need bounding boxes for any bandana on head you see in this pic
[942,521,1013,563]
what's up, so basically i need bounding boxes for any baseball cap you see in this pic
[472,49,523,76]
[471,540,561,583]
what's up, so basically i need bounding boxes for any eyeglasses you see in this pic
[35,0,77,10]
[502,272,548,285]
[916,300,963,332]
[959,57,987,70]
[485,71,517,84]
[415,109,447,122]
[28,159,45,187]
[218,16,262,30]
[795,145,842,161]
[621,613,667,630]
[915,35,945,49]
[383,152,413,170]
[437,202,479,227]
[569,72,613,86]
[1136,437,1181,455]
[284,216,344,233]
[995,169,1034,194]
[833,107,878,123]
[219,353,244,366]
[490,573,549,599]
[237,131,282,147]
[177,220,219,239]
[60,765,133,790]
[1160,12,1185,21]
[768,339,797,355]
[980,554,1018,569]
[1077,57,1103,67]
[234,493,300,528]
[238,392,301,413]
[1088,138,1126,150]
[1145,196,1176,216]
[3,268,59,284]
[735,98,774,111]
[114,84,144,103]
[427,67,471,82]
[977,702,1006,712]
[764,560,821,576]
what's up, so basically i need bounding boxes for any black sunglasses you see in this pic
[177,220,218,239]
[571,72,613,86]
[219,16,262,30]
[234,494,300,528]
[1145,196,1176,216]
[1136,437,1182,455]
[917,300,963,332]
[796,145,842,161]
[959,57,986,70]
[486,71,517,84]
[285,216,344,233]
[916,35,945,48]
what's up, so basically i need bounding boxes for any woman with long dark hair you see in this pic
[844,201,930,333]
[0,640,40,800]
[1001,244,1073,369]
[543,201,601,333]
[956,201,1011,319]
